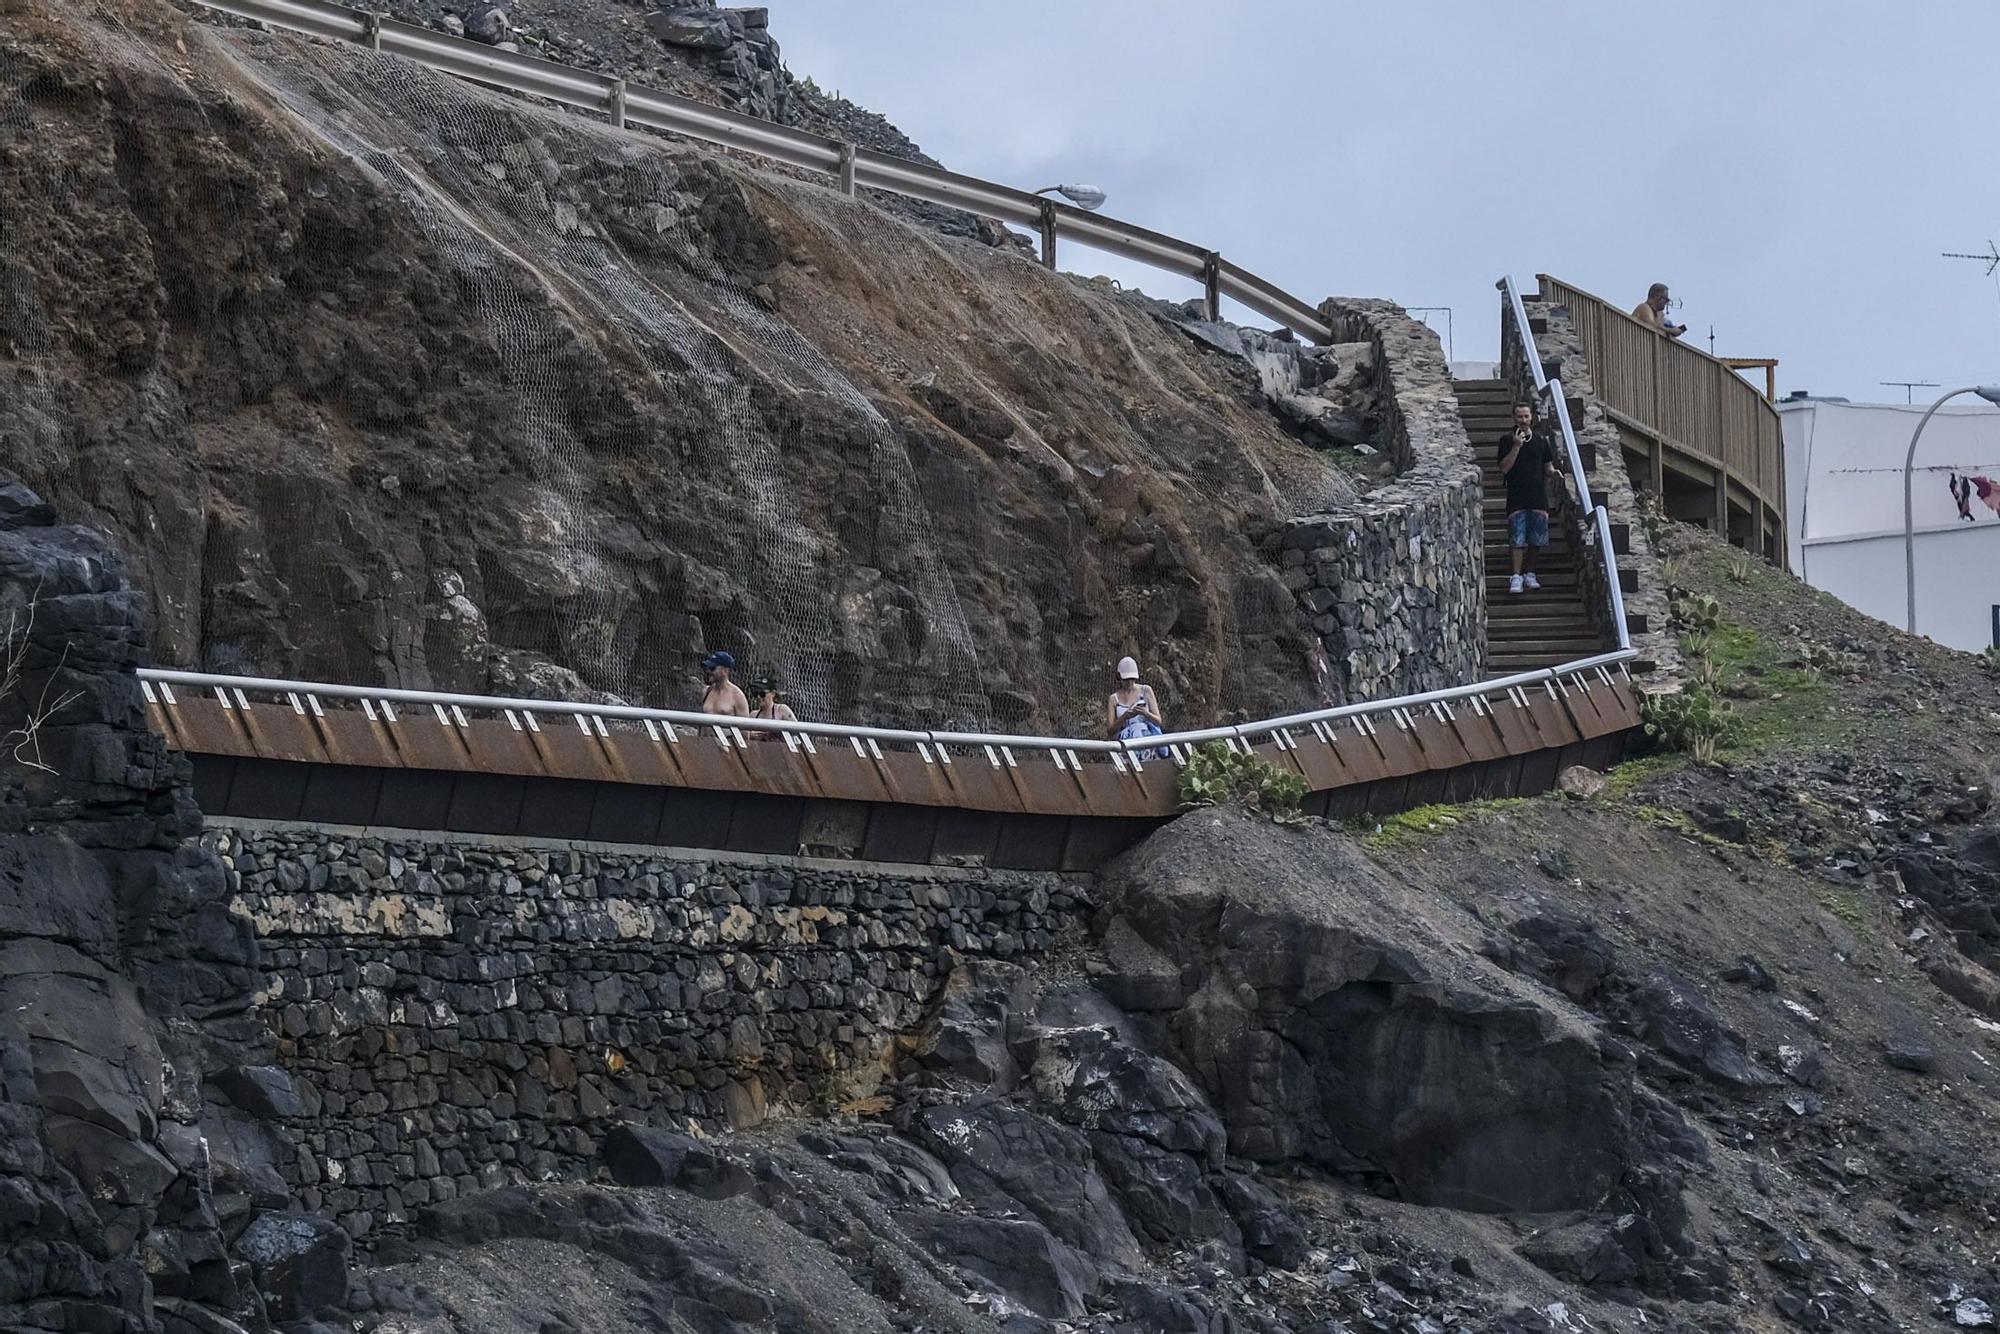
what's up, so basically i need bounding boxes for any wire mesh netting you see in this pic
[2,9,1361,736]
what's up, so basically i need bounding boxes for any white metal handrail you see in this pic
[1501,275,1631,652]
[190,0,1334,341]
[137,649,1636,778]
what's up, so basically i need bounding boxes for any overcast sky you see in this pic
[777,1,2000,403]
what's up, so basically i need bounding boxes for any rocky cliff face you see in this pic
[0,0,1372,732]
[0,480,354,1333]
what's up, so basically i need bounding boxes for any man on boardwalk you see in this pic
[1499,403,1557,595]
[699,651,750,716]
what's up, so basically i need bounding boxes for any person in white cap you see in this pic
[1105,656,1163,754]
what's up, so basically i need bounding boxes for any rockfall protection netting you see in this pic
[224,31,997,726]
[2,10,1363,734]
[0,14,1004,726]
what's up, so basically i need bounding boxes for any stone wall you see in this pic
[1270,299,1486,702]
[207,819,1088,1241]
[1501,298,1679,683]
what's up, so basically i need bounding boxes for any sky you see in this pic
[775,1,2000,403]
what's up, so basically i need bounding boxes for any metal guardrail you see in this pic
[138,650,1637,790]
[1501,276,1632,652]
[191,0,1334,341]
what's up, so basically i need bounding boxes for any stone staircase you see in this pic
[1454,378,1611,676]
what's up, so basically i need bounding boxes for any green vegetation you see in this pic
[1669,593,1723,631]
[1362,797,1529,849]
[1982,645,2000,677]
[1601,752,1685,797]
[1819,888,1866,929]
[1176,742,1308,823]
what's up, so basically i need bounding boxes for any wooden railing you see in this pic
[1538,276,1785,555]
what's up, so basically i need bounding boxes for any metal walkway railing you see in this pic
[139,13,1654,824]
[191,0,1332,339]
[140,654,1640,822]
[1501,275,1631,652]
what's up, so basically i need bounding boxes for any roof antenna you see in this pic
[1941,240,2000,276]
[1880,380,1940,405]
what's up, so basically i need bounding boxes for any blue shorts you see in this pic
[1509,510,1550,548]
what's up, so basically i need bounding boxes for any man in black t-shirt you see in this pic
[1498,403,1558,594]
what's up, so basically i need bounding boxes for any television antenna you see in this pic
[1942,240,2000,276]
[1880,380,1941,404]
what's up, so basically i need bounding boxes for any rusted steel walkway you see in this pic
[143,661,1642,869]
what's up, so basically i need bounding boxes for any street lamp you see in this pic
[1034,183,1107,211]
[1903,384,2000,633]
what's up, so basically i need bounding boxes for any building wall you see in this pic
[208,819,1089,1241]
[1797,526,2000,652]
[1780,400,2000,653]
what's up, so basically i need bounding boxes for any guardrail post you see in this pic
[1038,199,1058,270]
[607,78,627,129]
[361,11,384,50]
[1201,252,1221,323]
[837,142,857,195]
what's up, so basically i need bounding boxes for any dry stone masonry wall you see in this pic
[1270,299,1486,701]
[207,821,1087,1241]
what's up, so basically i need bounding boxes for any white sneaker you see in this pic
[1522,572,1541,590]
[1508,574,1524,594]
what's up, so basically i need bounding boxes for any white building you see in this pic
[1778,396,2000,653]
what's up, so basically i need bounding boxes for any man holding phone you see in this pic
[1632,282,1688,339]
[1498,403,1557,594]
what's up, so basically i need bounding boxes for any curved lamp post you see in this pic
[1033,183,1107,211]
[1903,384,2000,633]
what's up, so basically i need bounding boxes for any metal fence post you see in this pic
[1201,251,1221,322]
[361,11,383,49]
[1038,199,1057,270]
[837,142,857,196]
[607,78,627,130]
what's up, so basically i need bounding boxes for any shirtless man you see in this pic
[1631,282,1688,339]
[699,651,750,717]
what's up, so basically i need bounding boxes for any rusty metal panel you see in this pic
[937,755,1024,813]
[1009,758,1087,815]
[144,696,179,748]
[598,728,688,787]
[1070,762,1161,819]
[236,702,332,765]
[1554,677,1613,739]
[522,718,619,782]
[801,745,895,805]
[1323,722,1391,784]
[1452,702,1509,763]
[1407,708,1474,771]
[159,696,255,757]
[1486,696,1543,756]
[1523,689,1584,748]
[456,717,551,777]
[1289,736,1352,791]
[876,750,955,807]
[312,709,405,770]
[383,712,474,772]
[1367,715,1428,777]
[734,741,823,799]
[660,728,749,792]
[1129,762,1181,812]
[1598,681,1644,731]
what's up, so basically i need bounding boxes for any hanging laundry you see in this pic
[1971,476,2000,518]
[1951,474,1977,521]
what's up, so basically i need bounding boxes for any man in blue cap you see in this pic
[699,650,750,717]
